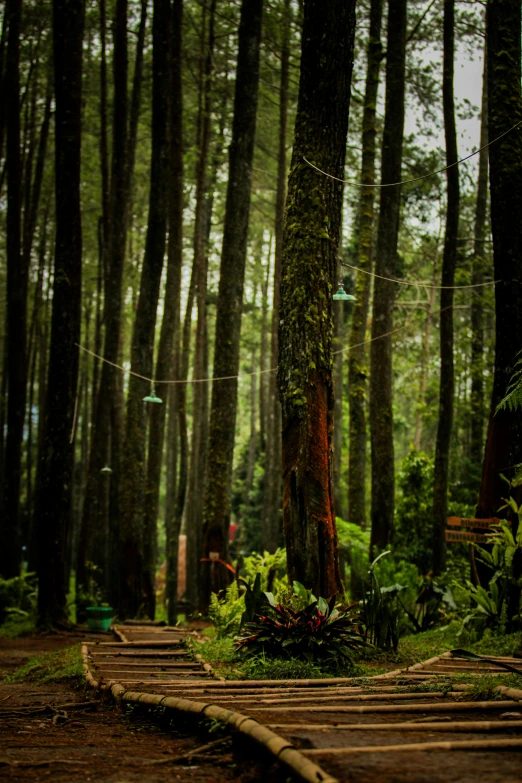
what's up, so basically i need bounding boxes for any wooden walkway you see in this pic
[82,625,522,783]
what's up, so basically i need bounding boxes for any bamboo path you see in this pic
[83,625,522,783]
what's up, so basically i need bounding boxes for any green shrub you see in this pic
[0,572,37,624]
[454,494,522,636]
[393,448,434,574]
[336,518,370,600]
[208,582,245,638]
[241,548,287,594]
[236,588,365,666]
[360,552,404,651]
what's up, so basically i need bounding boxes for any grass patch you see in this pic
[4,644,84,686]
[191,637,361,680]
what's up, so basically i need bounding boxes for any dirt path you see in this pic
[0,633,280,783]
[85,627,522,783]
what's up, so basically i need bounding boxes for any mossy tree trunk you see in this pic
[201,0,263,607]
[262,0,290,553]
[432,0,460,575]
[277,0,356,598]
[369,0,406,555]
[347,0,383,529]
[118,0,170,619]
[477,0,522,518]
[37,0,85,625]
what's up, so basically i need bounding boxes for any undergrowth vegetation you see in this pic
[4,645,84,686]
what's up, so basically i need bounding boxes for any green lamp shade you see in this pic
[333,284,356,302]
[143,389,163,404]
[100,466,113,474]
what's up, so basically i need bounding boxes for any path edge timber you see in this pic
[81,644,339,783]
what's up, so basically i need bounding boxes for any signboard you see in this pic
[446,517,505,530]
[445,529,488,544]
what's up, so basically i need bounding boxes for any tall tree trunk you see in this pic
[477,0,522,518]
[261,0,290,552]
[333,271,346,520]
[470,47,488,470]
[258,247,269,451]
[1,0,25,579]
[77,0,129,603]
[37,0,85,625]
[173,0,211,593]
[432,0,460,574]
[278,0,356,598]
[347,0,383,528]
[98,0,110,253]
[143,0,184,620]
[165,377,180,624]
[201,0,264,606]
[369,0,407,554]
[183,0,216,611]
[118,0,170,619]
[413,249,439,450]
[0,6,8,171]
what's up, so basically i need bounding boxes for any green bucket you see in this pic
[86,606,113,632]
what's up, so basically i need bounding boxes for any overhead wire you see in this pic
[303,119,522,187]
[75,304,451,387]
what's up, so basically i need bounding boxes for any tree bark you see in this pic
[347,0,383,528]
[37,0,85,625]
[183,0,216,611]
[369,0,407,555]
[143,0,184,620]
[77,0,129,603]
[413,249,438,450]
[477,0,522,518]
[432,0,460,575]
[201,0,264,606]
[118,0,170,619]
[0,0,24,579]
[470,47,488,470]
[278,0,356,598]
[261,0,290,552]
[333,276,346,520]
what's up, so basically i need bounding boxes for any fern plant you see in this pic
[496,354,522,413]
[208,582,245,638]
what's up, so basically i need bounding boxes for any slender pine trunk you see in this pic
[432,0,460,574]
[37,0,85,625]
[201,0,264,607]
[347,0,383,528]
[1,0,25,579]
[143,0,184,620]
[369,0,407,554]
[261,0,290,552]
[118,0,170,618]
[470,47,488,470]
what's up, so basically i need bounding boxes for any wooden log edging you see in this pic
[81,645,338,783]
[302,738,522,755]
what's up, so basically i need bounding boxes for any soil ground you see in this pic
[0,633,285,783]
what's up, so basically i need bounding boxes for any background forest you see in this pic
[0,0,521,640]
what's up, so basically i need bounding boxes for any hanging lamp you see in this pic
[143,386,163,404]
[332,281,356,301]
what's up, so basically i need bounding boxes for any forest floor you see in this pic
[0,633,283,783]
